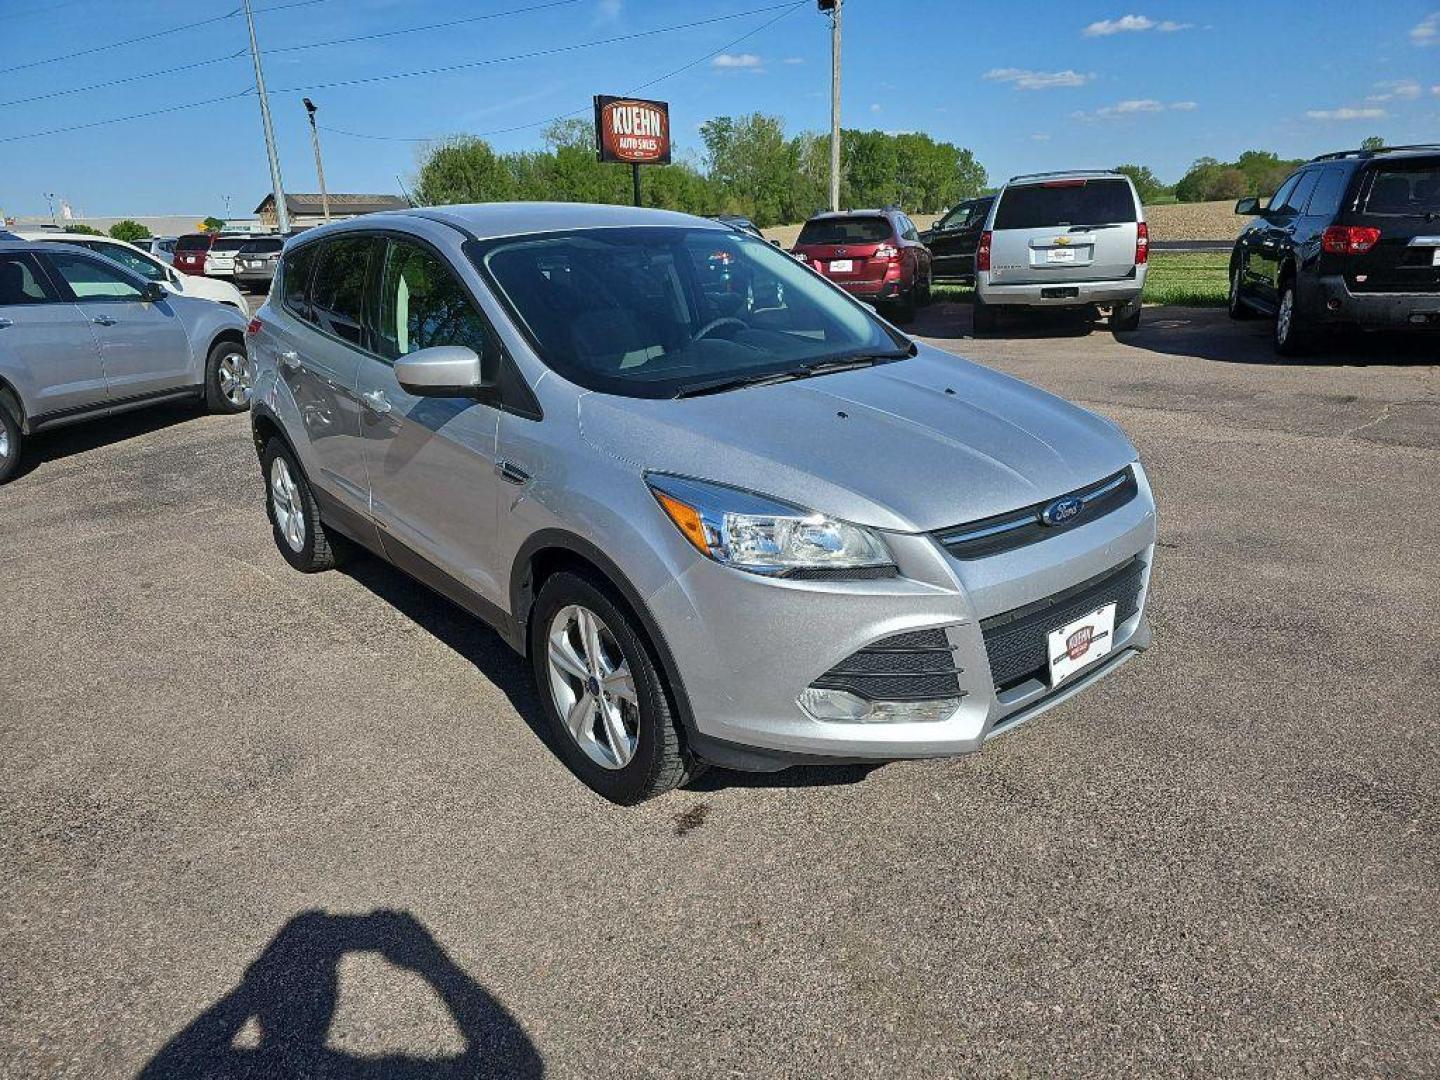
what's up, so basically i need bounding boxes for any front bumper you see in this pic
[977,272,1144,308]
[652,465,1158,762]
[1312,276,1440,328]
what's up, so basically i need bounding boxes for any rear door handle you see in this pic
[361,389,392,415]
[91,315,117,326]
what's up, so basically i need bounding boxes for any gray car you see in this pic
[247,203,1156,803]
[975,170,1148,334]
[0,240,251,483]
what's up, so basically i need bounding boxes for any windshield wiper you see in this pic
[673,351,910,399]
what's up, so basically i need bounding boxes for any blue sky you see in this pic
[2,0,1437,218]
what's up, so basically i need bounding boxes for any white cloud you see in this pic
[1305,106,1388,120]
[1072,99,1198,121]
[1366,79,1423,102]
[594,0,622,25]
[782,56,804,65]
[1030,133,1052,141]
[711,53,763,72]
[982,67,1094,91]
[870,102,882,114]
[1083,14,1193,36]
[1410,11,1439,46]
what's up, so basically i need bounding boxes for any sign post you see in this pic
[594,95,672,208]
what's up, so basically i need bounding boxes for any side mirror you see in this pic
[394,345,491,397]
[141,281,168,303]
[1234,197,1262,216]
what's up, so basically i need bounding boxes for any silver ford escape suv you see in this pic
[247,203,1156,804]
[974,170,1148,335]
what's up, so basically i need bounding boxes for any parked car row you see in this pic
[15,231,247,310]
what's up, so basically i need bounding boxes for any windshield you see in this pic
[473,226,903,399]
[1364,163,1440,216]
[795,216,893,246]
[994,179,1137,229]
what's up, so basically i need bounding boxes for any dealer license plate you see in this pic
[1046,247,1077,264]
[829,259,854,273]
[1046,603,1116,686]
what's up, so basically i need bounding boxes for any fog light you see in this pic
[797,688,962,724]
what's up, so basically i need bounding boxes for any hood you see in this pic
[578,345,1137,534]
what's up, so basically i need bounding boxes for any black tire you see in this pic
[204,338,252,414]
[1227,265,1255,321]
[890,285,917,324]
[971,294,997,335]
[0,399,22,485]
[1110,297,1142,334]
[260,438,344,572]
[529,570,698,804]
[1273,278,1312,357]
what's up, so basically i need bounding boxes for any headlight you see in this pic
[647,474,893,577]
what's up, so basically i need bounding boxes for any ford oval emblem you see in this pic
[1041,496,1083,526]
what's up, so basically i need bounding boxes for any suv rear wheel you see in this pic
[971,294,997,335]
[1273,278,1312,357]
[530,570,698,804]
[1110,297,1142,334]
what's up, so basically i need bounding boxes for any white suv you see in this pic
[19,232,246,311]
[974,171,1148,335]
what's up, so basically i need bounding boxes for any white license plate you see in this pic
[1046,603,1117,686]
[1432,248,1440,267]
[829,259,854,273]
[1046,248,1077,263]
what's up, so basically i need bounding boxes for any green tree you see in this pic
[63,223,103,235]
[202,216,226,233]
[1360,135,1385,151]
[109,220,152,243]
[1114,164,1168,204]
[414,137,515,205]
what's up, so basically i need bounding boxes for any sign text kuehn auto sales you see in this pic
[594,95,672,165]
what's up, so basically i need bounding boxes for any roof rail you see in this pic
[1007,169,1118,182]
[1310,143,1440,162]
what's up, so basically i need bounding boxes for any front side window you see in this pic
[0,253,59,305]
[1277,170,1320,213]
[994,179,1137,230]
[936,202,972,231]
[310,238,375,346]
[474,226,903,398]
[1266,173,1301,214]
[375,239,496,364]
[42,251,145,301]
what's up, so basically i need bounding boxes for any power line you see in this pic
[319,1,807,146]
[0,88,255,145]
[269,0,586,58]
[0,50,249,110]
[268,3,800,98]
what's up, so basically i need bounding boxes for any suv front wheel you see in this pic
[530,570,699,804]
[261,439,345,572]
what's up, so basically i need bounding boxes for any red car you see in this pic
[790,208,932,319]
[172,233,215,276]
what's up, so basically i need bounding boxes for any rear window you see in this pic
[1363,163,1440,216]
[210,237,249,253]
[239,238,284,254]
[796,216,894,245]
[175,234,211,251]
[993,179,1137,230]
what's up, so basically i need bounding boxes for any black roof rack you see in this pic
[1310,143,1440,162]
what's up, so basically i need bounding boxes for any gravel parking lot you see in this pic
[2,304,1436,1078]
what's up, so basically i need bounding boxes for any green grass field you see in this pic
[928,251,1230,309]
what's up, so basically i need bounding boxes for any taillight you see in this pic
[245,317,262,335]
[1135,221,1149,265]
[1321,225,1381,255]
[976,230,992,273]
[873,244,899,260]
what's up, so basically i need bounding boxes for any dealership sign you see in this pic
[594,95,671,165]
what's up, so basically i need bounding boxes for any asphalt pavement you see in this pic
[2,302,1437,1078]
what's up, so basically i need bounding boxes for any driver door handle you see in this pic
[91,315,117,326]
[361,389,392,415]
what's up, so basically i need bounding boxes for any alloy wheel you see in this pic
[0,424,9,462]
[1276,288,1294,345]
[217,349,253,407]
[546,604,639,770]
[269,456,306,554]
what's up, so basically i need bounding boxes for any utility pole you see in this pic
[243,0,290,234]
[303,98,331,221]
[44,193,56,225]
[821,0,842,212]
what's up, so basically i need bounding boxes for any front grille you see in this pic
[980,558,1145,692]
[811,628,965,702]
[935,467,1137,560]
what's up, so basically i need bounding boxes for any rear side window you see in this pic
[796,216,894,245]
[1363,163,1440,216]
[175,234,211,251]
[993,179,1136,229]
[280,243,319,321]
[0,253,59,305]
[309,237,375,346]
[1307,166,1350,218]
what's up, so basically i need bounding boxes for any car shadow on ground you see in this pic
[137,909,543,1079]
[913,300,1099,342]
[7,400,202,481]
[339,550,882,797]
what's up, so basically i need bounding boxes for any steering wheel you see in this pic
[693,317,748,341]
